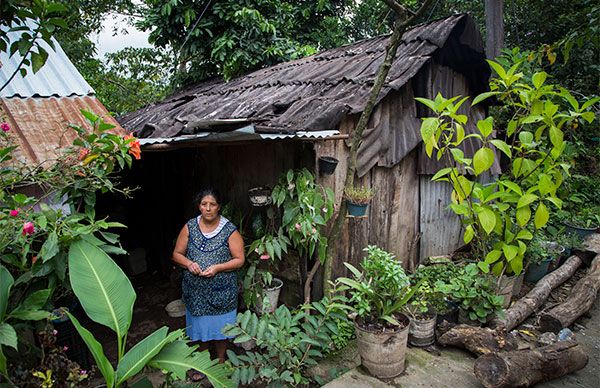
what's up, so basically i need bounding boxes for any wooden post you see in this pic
[484,0,504,59]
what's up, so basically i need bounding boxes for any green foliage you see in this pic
[0,112,138,381]
[67,240,233,388]
[407,263,462,317]
[525,236,564,265]
[222,294,350,387]
[435,264,504,323]
[337,245,416,326]
[0,0,68,90]
[344,186,375,205]
[418,58,598,277]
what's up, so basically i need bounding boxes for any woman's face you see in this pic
[199,195,220,221]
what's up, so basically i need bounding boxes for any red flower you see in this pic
[124,134,141,160]
[1,122,9,132]
[22,221,35,236]
[9,209,19,217]
[78,148,90,161]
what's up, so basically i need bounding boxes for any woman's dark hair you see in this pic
[194,187,223,207]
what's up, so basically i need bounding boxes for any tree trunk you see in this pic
[539,254,600,333]
[322,0,435,295]
[490,255,583,331]
[484,0,504,59]
[436,323,517,356]
[474,340,588,388]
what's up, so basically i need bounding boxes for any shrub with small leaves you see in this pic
[222,294,350,387]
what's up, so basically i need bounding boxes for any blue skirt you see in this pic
[186,308,236,341]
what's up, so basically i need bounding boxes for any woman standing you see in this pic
[172,188,244,371]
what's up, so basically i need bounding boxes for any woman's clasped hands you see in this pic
[187,261,218,277]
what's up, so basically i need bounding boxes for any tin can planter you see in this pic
[347,201,368,217]
[256,278,283,314]
[409,314,437,347]
[318,156,339,175]
[354,314,410,379]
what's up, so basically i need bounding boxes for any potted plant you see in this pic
[318,156,339,175]
[336,245,417,378]
[404,282,438,347]
[412,261,462,324]
[344,186,374,217]
[524,236,565,283]
[436,264,504,325]
[562,206,600,239]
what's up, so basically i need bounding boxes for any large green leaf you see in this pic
[67,312,115,388]
[68,240,135,339]
[0,266,14,320]
[473,147,495,175]
[149,340,234,388]
[478,208,496,234]
[0,323,17,350]
[116,327,180,385]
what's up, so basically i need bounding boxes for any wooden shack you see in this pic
[119,14,492,283]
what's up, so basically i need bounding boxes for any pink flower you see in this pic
[1,122,9,132]
[52,329,58,336]
[77,148,90,161]
[63,345,69,352]
[295,223,301,231]
[9,209,19,217]
[260,253,270,260]
[80,370,87,376]
[22,221,35,236]
[311,228,316,234]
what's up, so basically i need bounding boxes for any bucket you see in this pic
[355,314,409,378]
[409,314,437,347]
[257,278,283,314]
[347,201,368,217]
[318,156,339,175]
[436,300,459,324]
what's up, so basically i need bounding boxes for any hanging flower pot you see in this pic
[346,200,369,217]
[318,156,339,175]
[248,186,272,207]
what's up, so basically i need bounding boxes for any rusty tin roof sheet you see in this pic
[120,14,488,138]
[1,96,124,166]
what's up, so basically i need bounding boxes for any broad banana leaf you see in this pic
[0,265,14,320]
[68,240,135,340]
[115,327,181,385]
[149,340,234,388]
[67,312,115,388]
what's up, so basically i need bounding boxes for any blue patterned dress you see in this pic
[182,216,238,341]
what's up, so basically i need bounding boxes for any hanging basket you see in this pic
[347,201,369,217]
[318,156,339,175]
[248,187,272,207]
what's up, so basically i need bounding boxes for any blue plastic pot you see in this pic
[525,258,553,283]
[563,222,598,240]
[347,201,368,217]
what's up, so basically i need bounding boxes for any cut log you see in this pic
[437,323,517,356]
[474,340,588,388]
[539,254,600,333]
[490,255,583,331]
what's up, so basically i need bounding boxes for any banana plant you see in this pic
[67,240,233,388]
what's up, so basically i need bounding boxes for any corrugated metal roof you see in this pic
[120,14,489,139]
[1,96,124,166]
[139,126,339,146]
[0,22,94,98]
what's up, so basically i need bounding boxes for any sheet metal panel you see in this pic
[1,96,124,166]
[419,176,463,261]
[0,25,94,98]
